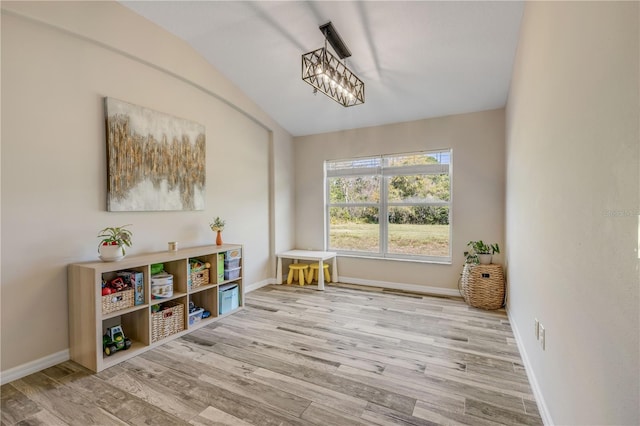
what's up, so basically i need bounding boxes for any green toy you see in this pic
[103,325,132,356]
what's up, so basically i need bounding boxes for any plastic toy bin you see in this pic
[219,283,239,315]
[224,266,241,281]
[224,258,240,269]
[224,248,242,260]
[188,308,204,326]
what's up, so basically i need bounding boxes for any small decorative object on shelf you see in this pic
[209,216,226,246]
[97,224,133,262]
[464,240,500,265]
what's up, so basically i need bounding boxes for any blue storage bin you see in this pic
[219,283,239,315]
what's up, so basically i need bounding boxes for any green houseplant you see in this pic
[97,224,133,261]
[465,240,500,265]
[209,217,226,245]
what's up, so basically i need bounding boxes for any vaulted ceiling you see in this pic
[121,1,524,136]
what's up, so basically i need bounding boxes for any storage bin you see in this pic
[224,266,241,281]
[460,264,505,310]
[224,258,240,269]
[190,269,209,290]
[117,270,144,306]
[224,248,242,260]
[151,302,184,343]
[216,253,225,282]
[188,308,204,326]
[101,289,134,314]
[151,272,173,299]
[219,283,239,315]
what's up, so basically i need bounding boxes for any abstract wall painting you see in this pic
[105,97,206,211]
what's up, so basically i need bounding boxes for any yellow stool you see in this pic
[287,264,309,286]
[306,263,331,283]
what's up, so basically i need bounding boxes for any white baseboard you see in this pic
[337,276,461,297]
[245,278,275,293]
[507,308,553,425]
[1,349,70,385]
[253,276,460,297]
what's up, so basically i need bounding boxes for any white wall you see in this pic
[1,2,295,374]
[294,109,505,292]
[506,2,639,424]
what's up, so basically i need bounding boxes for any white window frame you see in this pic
[324,149,452,263]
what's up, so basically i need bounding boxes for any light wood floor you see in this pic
[1,283,542,425]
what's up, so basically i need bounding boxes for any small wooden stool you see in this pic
[287,264,309,286]
[306,263,331,283]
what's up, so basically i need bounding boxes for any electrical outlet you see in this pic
[534,318,539,340]
[539,324,545,350]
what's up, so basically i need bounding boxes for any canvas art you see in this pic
[105,98,206,211]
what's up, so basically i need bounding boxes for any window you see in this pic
[325,149,451,262]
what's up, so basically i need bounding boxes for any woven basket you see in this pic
[190,269,209,290]
[151,302,185,343]
[102,289,134,314]
[460,264,505,310]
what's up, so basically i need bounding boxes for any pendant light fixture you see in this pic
[301,21,365,107]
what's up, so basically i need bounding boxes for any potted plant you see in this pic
[209,217,226,246]
[98,224,133,262]
[465,240,500,265]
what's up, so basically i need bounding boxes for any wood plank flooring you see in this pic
[1,283,543,425]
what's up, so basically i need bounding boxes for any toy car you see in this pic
[103,325,132,356]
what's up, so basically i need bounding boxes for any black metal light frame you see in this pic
[301,22,365,107]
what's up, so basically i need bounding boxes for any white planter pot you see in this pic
[99,244,125,262]
[478,254,492,265]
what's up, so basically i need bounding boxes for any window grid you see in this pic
[325,149,452,262]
